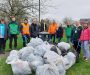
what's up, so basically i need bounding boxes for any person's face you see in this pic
[33,19,37,24]
[53,20,56,24]
[83,23,88,28]
[12,17,16,21]
[52,21,56,25]
[24,20,28,23]
[75,21,80,26]
[33,21,36,24]
[66,21,70,25]
[1,21,4,24]
[59,23,62,27]
[41,20,44,23]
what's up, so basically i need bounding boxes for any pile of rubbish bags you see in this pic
[6,38,76,75]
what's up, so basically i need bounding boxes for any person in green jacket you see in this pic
[8,16,20,49]
[65,20,73,43]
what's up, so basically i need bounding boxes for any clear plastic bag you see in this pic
[36,64,60,75]
[6,50,19,64]
[64,52,76,69]
[19,46,35,61]
[27,54,43,62]
[44,51,62,64]
[34,43,50,56]
[30,60,44,70]
[27,54,44,70]
[11,59,32,75]
[60,56,70,70]
[50,45,61,55]
[57,42,70,51]
[56,63,66,75]
[27,38,43,48]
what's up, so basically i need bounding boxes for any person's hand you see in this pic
[28,34,30,37]
[89,40,90,44]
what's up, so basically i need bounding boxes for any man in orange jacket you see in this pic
[48,20,58,43]
[21,19,30,47]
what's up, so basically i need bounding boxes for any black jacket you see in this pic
[31,23,40,38]
[56,27,63,38]
[71,26,82,41]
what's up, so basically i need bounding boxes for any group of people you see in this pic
[65,20,90,61]
[0,16,90,61]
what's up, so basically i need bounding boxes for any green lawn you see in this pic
[0,35,90,75]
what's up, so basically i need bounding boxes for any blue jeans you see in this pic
[81,41,90,59]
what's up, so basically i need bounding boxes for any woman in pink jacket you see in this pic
[80,22,90,61]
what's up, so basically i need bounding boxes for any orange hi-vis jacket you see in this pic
[48,23,58,34]
[21,23,30,35]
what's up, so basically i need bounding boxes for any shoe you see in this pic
[83,56,86,59]
[85,58,89,62]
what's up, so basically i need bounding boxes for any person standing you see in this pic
[21,19,30,47]
[31,19,40,38]
[40,19,47,32]
[40,19,47,41]
[65,20,72,43]
[48,20,58,43]
[56,23,63,43]
[71,21,82,61]
[8,16,20,49]
[0,19,8,54]
[80,22,90,61]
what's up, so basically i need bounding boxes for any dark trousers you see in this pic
[0,38,6,52]
[73,40,81,57]
[41,35,46,41]
[22,34,30,47]
[9,34,17,49]
[57,37,62,43]
[49,34,55,43]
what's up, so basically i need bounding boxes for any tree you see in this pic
[0,0,49,21]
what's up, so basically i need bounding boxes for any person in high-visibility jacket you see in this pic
[48,20,58,43]
[21,19,30,47]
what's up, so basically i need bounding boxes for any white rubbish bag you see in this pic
[30,60,44,70]
[50,45,61,55]
[44,51,62,64]
[60,56,70,70]
[19,46,35,61]
[11,59,32,75]
[27,54,44,70]
[64,52,76,69]
[57,42,70,50]
[34,43,50,56]
[6,50,19,64]
[27,38,43,48]
[56,63,66,75]
[36,64,60,75]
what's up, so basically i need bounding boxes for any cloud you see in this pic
[41,0,90,21]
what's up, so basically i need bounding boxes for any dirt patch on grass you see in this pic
[0,52,9,58]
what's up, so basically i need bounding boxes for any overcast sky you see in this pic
[0,0,90,21]
[41,0,90,21]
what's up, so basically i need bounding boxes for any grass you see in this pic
[0,35,90,75]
